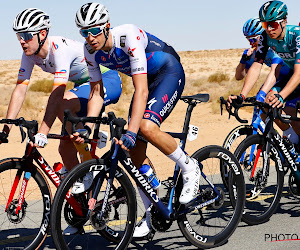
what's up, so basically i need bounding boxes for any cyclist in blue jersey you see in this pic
[228,1,300,144]
[74,2,200,238]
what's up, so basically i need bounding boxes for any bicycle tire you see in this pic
[221,125,253,189]
[0,158,52,250]
[177,145,245,249]
[234,134,284,225]
[50,158,137,250]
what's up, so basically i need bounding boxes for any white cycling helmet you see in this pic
[13,8,51,33]
[75,2,110,29]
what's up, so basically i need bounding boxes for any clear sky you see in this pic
[1,0,299,60]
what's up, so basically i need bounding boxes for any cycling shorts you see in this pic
[128,55,185,128]
[69,70,122,117]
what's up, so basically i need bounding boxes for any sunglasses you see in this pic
[246,35,260,43]
[80,26,104,38]
[16,32,38,41]
[261,20,283,30]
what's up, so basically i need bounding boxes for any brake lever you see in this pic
[19,125,26,143]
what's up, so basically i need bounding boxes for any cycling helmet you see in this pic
[259,1,288,22]
[75,3,110,28]
[13,8,51,33]
[243,18,263,36]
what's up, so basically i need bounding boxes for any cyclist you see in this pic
[228,1,300,145]
[74,2,200,238]
[235,17,291,126]
[0,8,122,234]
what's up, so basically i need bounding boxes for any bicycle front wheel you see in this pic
[234,134,284,225]
[221,125,253,189]
[0,158,52,250]
[50,158,137,250]
[177,145,245,249]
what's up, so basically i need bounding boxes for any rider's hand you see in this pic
[70,125,91,144]
[240,49,252,64]
[0,131,8,144]
[227,94,245,108]
[33,133,48,148]
[116,131,137,151]
[268,93,284,108]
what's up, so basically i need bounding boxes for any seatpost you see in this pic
[182,101,196,134]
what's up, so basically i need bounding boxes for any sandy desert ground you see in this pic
[0,48,271,187]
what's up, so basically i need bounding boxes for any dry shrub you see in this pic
[208,72,230,83]
[29,78,53,93]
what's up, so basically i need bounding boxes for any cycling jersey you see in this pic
[255,25,300,69]
[84,24,185,127]
[245,49,291,76]
[17,36,122,115]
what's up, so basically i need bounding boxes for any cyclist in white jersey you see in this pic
[0,8,122,214]
[73,2,201,238]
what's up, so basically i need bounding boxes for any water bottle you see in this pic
[282,137,300,163]
[53,162,68,180]
[139,164,160,189]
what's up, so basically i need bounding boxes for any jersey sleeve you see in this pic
[122,25,148,75]
[51,41,71,86]
[17,53,34,85]
[268,50,283,65]
[83,42,102,83]
[254,31,269,64]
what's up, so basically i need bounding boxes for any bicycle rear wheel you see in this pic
[0,158,52,250]
[50,158,136,250]
[177,145,245,249]
[234,134,284,225]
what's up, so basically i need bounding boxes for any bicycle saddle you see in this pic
[180,93,209,103]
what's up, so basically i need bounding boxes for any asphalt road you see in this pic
[1,177,299,250]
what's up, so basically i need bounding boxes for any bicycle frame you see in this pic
[4,133,99,219]
[93,98,223,221]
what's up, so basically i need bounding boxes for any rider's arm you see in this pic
[279,64,300,100]
[3,83,28,133]
[127,74,148,134]
[235,63,248,81]
[240,62,263,97]
[260,63,281,94]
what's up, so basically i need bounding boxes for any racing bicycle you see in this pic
[221,98,300,225]
[50,93,246,249]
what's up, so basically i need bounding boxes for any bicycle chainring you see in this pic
[6,199,27,224]
[90,203,111,230]
[150,205,173,232]
[288,173,300,198]
[64,195,88,227]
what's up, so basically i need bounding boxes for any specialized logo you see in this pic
[128,47,136,57]
[147,97,157,110]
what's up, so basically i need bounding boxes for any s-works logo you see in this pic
[265,233,300,242]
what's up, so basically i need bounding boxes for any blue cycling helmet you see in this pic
[243,18,263,36]
[259,1,288,22]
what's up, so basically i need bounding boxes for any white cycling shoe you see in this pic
[71,172,93,194]
[179,158,201,204]
[63,225,83,235]
[133,216,151,238]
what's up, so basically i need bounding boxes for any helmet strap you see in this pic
[99,28,110,50]
[276,22,285,40]
[34,29,49,55]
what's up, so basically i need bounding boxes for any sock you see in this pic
[167,145,196,174]
[138,187,152,215]
[283,126,299,144]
